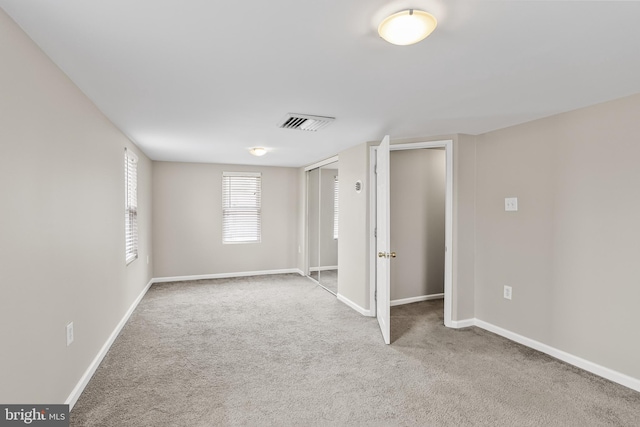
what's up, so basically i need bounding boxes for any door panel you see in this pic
[376,135,391,344]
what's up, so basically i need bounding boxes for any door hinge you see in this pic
[375,290,377,300]
[374,227,377,238]
[374,165,377,174]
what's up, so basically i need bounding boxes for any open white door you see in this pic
[376,135,391,344]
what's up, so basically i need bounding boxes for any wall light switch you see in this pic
[504,286,512,300]
[505,197,518,212]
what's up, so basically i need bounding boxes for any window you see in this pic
[124,148,138,264]
[222,172,261,244]
[333,176,339,239]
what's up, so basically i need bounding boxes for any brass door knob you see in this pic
[378,251,397,258]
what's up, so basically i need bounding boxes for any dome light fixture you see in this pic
[378,9,437,46]
[249,147,267,157]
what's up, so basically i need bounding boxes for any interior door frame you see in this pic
[304,155,339,279]
[369,139,454,327]
[375,135,391,343]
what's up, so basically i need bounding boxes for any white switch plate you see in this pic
[66,322,74,346]
[505,197,518,211]
[504,286,512,300]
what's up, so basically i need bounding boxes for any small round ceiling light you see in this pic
[249,147,267,157]
[378,9,437,46]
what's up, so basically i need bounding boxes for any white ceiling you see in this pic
[2,0,640,167]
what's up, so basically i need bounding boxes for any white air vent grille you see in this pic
[278,113,335,132]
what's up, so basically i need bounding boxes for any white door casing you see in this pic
[370,139,454,335]
[376,135,391,344]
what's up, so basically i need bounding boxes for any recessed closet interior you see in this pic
[390,148,446,305]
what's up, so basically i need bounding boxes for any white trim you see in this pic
[369,146,377,318]
[449,318,640,393]
[65,278,153,410]
[443,141,453,327]
[309,265,338,272]
[222,171,261,177]
[66,268,305,408]
[369,139,454,327]
[390,293,444,307]
[152,268,303,283]
[304,171,310,276]
[390,139,453,151]
[475,319,640,392]
[304,155,339,172]
[337,293,372,317]
[449,318,476,329]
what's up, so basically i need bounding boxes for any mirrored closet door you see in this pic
[307,160,339,295]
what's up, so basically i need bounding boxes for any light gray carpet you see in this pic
[318,269,338,295]
[309,270,338,295]
[71,274,640,426]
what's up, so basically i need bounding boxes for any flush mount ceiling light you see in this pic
[378,9,437,46]
[249,147,267,156]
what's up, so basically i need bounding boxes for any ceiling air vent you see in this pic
[277,113,335,132]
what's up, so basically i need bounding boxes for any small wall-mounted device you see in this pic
[66,322,74,346]
[505,197,518,212]
[355,180,362,193]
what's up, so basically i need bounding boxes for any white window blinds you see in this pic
[222,172,261,244]
[333,176,339,239]
[124,148,138,264]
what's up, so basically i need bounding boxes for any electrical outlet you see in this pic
[147,255,150,264]
[503,286,512,300]
[66,322,74,346]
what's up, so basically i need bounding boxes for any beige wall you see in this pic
[474,93,640,380]
[337,143,370,308]
[4,0,638,400]
[0,9,153,404]
[390,149,446,300]
[453,134,477,321]
[152,162,298,277]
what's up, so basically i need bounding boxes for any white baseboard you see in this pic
[451,318,640,393]
[309,265,338,272]
[449,318,475,328]
[65,278,154,410]
[337,293,372,317]
[391,293,444,307]
[64,269,305,409]
[152,268,304,283]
